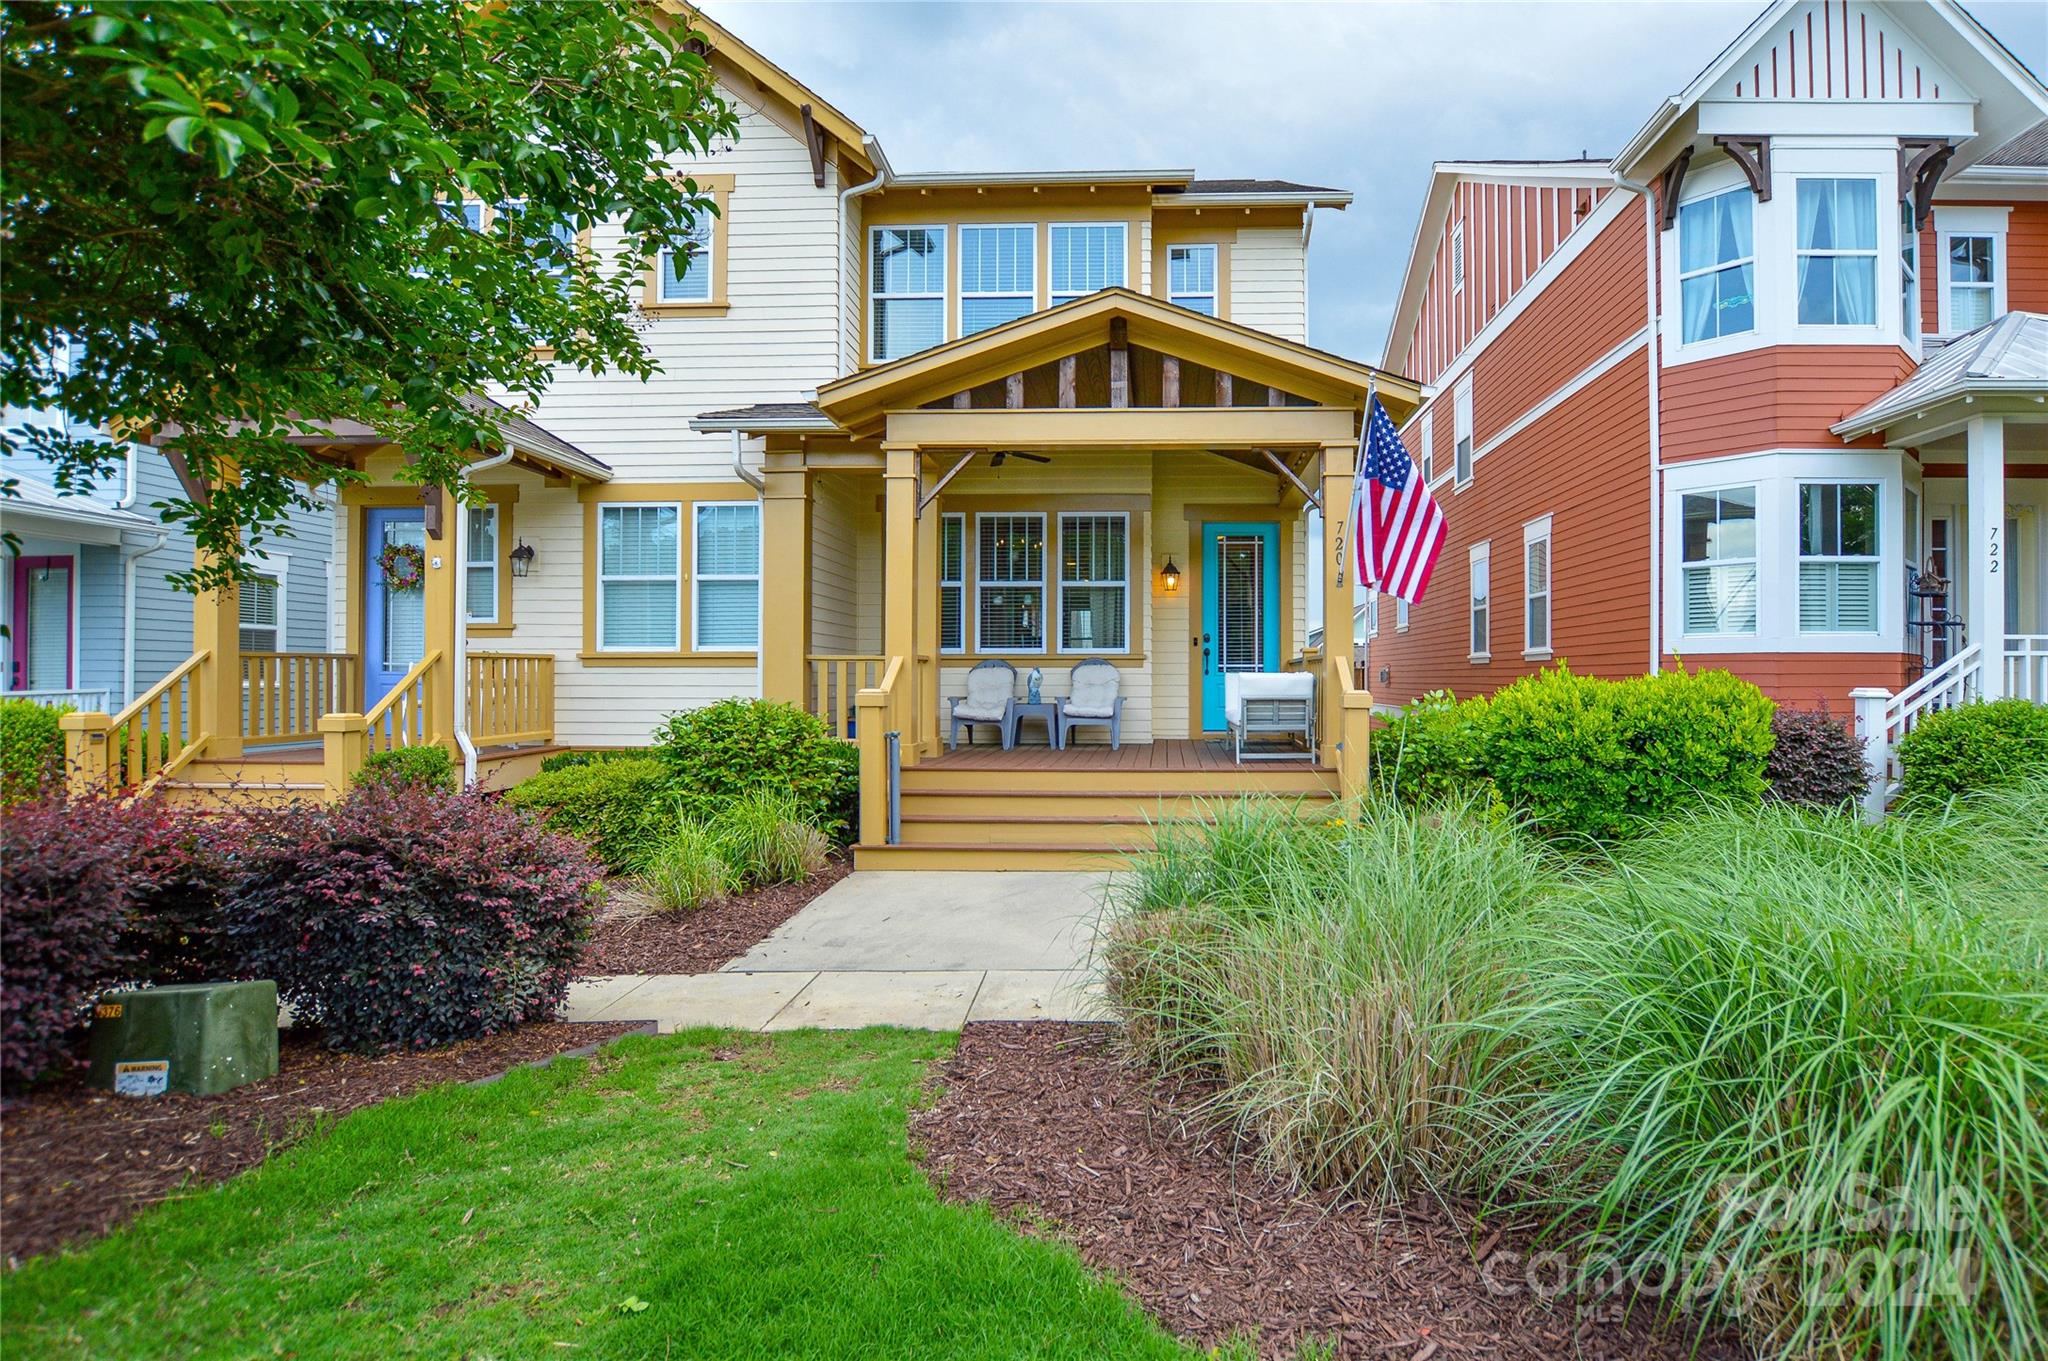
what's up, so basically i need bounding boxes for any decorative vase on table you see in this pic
[1027,667,1043,705]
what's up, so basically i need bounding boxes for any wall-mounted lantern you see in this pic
[1159,557,1181,595]
[510,539,537,578]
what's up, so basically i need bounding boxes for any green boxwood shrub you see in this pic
[0,699,69,804]
[537,748,641,775]
[356,743,456,793]
[1896,697,2048,808]
[650,699,858,840]
[1369,690,1492,807]
[504,756,673,872]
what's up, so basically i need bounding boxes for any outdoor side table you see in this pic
[1010,701,1063,749]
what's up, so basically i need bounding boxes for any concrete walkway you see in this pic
[565,870,1114,1032]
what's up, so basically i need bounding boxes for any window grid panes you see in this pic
[1947,234,1995,332]
[977,513,1045,652]
[466,504,498,623]
[239,573,279,653]
[1798,482,1879,633]
[1680,487,1758,634]
[598,504,681,651]
[1419,411,1435,485]
[1049,223,1126,305]
[1469,544,1490,657]
[694,503,760,650]
[660,217,713,302]
[959,225,1034,335]
[1167,244,1217,315]
[1058,513,1128,653]
[871,226,946,361]
[1454,380,1474,485]
[1900,202,1918,343]
[1795,178,1878,326]
[1678,188,1755,342]
[1524,531,1551,653]
[939,514,965,653]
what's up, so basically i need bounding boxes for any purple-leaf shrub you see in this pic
[227,783,601,1053]
[1765,708,1868,809]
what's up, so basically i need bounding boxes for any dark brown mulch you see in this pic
[575,853,852,976]
[913,1023,1753,1361]
[0,1020,641,1265]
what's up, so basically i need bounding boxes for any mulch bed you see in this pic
[575,853,852,976]
[1,1020,642,1265]
[913,1024,1752,1361]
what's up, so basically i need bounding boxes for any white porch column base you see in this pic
[1966,416,2006,700]
[1848,685,1893,823]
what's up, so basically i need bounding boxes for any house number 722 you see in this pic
[1988,524,2000,575]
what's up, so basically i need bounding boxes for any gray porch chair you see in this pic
[948,659,1018,750]
[1057,659,1124,749]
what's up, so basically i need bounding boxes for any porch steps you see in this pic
[156,758,326,808]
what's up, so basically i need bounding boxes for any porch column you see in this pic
[759,466,812,712]
[882,443,923,763]
[1968,416,2006,699]
[191,546,243,759]
[914,492,941,756]
[421,503,459,748]
[1318,438,1357,767]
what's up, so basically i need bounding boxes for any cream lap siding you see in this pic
[840,190,864,376]
[808,471,864,656]
[1229,228,1307,342]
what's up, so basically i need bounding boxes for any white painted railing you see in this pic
[2006,635,2048,704]
[3,686,111,711]
[1851,644,1984,821]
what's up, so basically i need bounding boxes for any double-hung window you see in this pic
[1523,516,1552,656]
[959,225,1034,335]
[1900,202,1919,344]
[466,504,499,624]
[1798,482,1879,633]
[939,514,966,653]
[977,513,1045,652]
[658,216,714,303]
[1679,487,1758,635]
[597,504,681,651]
[1677,188,1755,342]
[1057,513,1128,653]
[1396,597,1410,632]
[1453,378,1474,486]
[1050,223,1125,305]
[1167,244,1217,315]
[1795,178,1878,326]
[694,503,760,650]
[1418,410,1435,485]
[239,572,281,653]
[1945,234,1997,333]
[1468,542,1490,660]
[870,226,946,361]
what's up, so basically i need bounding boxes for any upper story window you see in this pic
[1680,487,1758,635]
[465,504,499,624]
[1798,482,1879,633]
[1049,223,1125,305]
[1167,244,1217,315]
[658,217,713,303]
[1677,188,1754,342]
[1794,178,1877,327]
[1900,202,1919,345]
[496,200,577,293]
[871,226,946,362]
[1453,378,1474,487]
[1945,234,1997,333]
[959,225,1034,336]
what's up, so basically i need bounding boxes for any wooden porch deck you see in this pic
[919,737,1323,772]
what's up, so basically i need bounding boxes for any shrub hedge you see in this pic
[1369,690,1491,807]
[1896,697,2048,808]
[651,699,858,839]
[1764,707,1867,808]
[0,699,69,804]
[503,756,673,872]
[356,743,457,793]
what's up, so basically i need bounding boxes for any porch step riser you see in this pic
[898,791,1335,821]
[899,768,1337,797]
[854,843,1139,872]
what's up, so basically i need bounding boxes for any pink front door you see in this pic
[9,555,75,693]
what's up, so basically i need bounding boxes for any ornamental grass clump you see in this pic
[1104,795,1548,1201]
[1480,792,2048,1361]
[638,819,738,913]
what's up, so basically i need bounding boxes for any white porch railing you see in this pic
[2,686,111,712]
[1851,644,1985,821]
[2006,635,2048,704]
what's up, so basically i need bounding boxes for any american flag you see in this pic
[1350,394,1446,604]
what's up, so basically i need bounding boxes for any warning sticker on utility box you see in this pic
[113,1060,169,1098]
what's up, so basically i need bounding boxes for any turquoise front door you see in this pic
[363,507,428,708]
[1199,522,1280,732]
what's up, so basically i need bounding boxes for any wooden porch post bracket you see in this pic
[919,450,978,515]
[799,103,828,189]
[1898,138,1954,230]
[1260,448,1319,510]
[1655,144,1695,230]
[1711,136,1772,203]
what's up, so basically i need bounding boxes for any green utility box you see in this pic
[87,981,279,1097]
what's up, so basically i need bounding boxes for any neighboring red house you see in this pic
[1368,0,2048,727]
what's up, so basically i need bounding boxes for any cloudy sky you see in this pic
[716,0,2046,364]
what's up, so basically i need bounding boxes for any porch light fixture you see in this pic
[1159,557,1181,594]
[510,539,537,578]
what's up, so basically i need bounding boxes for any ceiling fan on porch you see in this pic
[987,450,1051,468]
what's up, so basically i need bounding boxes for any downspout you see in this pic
[115,443,167,705]
[835,137,890,375]
[452,445,516,787]
[731,427,763,491]
[1611,169,1664,674]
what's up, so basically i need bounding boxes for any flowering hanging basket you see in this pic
[378,541,426,592]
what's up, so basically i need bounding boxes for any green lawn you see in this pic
[5,1029,1189,1360]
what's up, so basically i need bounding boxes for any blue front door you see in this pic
[1200,522,1280,732]
[363,507,428,707]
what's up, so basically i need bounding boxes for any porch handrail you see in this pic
[1324,646,1372,801]
[364,650,444,755]
[2006,635,2048,704]
[466,651,555,746]
[854,655,906,845]
[806,653,885,740]
[241,651,356,745]
[3,686,111,711]
[1852,642,1984,820]
[62,651,211,795]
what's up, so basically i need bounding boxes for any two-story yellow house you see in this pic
[68,8,1418,866]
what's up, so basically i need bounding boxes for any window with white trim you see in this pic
[1899,201,1919,345]
[1396,597,1410,632]
[1945,233,1997,333]
[597,504,681,651]
[239,572,281,652]
[1798,482,1879,633]
[1049,223,1125,305]
[1523,516,1552,656]
[1418,409,1435,485]
[1468,541,1490,660]
[959,225,1034,335]
[1679,487,1758,635]
[1794,178,1877,326]
[1453,378,1474,486]
[870,226,945,361]
[1677,187,1754,342]
[1058,513,1128,653]
[694,502,760,650]
[939,514,965,653]
[1450,221,1465,293]
[1167,244,1217,315]
[465,503,498,623]
[658,215,713,303]
[1362,594,1378,642]
[977,513,1045,652]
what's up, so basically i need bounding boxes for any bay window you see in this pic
[977,513,1045,652]
[693,503,760,650]
[597,504,681,651]
[1057,513,1128,653]
[1677,188,1755,342]
[959,225,1034,335]
[1798,483,1879,633]
[939,514,965,653]
[871,226,945,361]
[1167,244,1217,315]
[1794,178,1877,326]
[1050,223,1126,305]
[1900,201,1919,344]
[1680,487,1758,635]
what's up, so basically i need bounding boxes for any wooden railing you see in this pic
[1326,646,1373,802]
[854,656,909,845]
[241,652,355,745]
[467,651,555,746]
[61,652,210,795]
[807,654,885,740]
[363,650,443,756]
